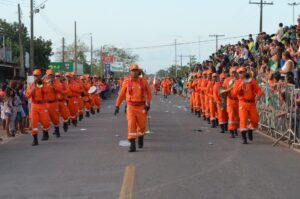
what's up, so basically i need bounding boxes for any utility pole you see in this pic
[30,0,34,72]
[209,34,225,52]
[18,4,25,78]
[62,37,65,67]
[288,2,300,25]
[175,39,177,77]
[90,33,93,75]
[249,0,274,33]
[198,36,201,62]
[179,54,183,68]
[74,21,77,74]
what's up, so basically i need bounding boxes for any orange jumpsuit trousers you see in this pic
[127,105,147,139]
[58,101,70,123]
[239,101,259,131]
[68,97,78,121]
[227,98,239,131]
[31,103,50,136]
[47,102,60,127]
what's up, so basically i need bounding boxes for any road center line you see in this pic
[119,165,135,199]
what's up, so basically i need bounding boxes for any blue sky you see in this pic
[0,0,297,73]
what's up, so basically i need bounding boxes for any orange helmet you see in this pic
[129,64,140,71]
[33,69,42,76]
[207,70,213,75]
[65,72,72,77]
[230,67,237,74]
[220,73,227,79]
[237,66,247,73]
[46,69,54,76]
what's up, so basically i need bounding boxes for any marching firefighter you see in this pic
[25,69,50,146]
[213,73,228,134]
[114,64,152,152]
[66,72,81,126]
[222,67,239,138]
[232,67,262,144]
[43,69,62,138]
[200,71,208,119]
[208,73,218,128]
[55,73,70,133]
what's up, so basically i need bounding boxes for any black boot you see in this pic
[198,111,201,118]
[128,139,136,152]
[195,111,198,116]
[248,130,253,141]
[41,131,49,141]
[91,108,95,115]
[211,119,217,128]
[138,136,144,148]
[97,108,100,113]
[32,134,39,146]
[207,118,211,124]
[191,109,194,113]
[72,119,77,127]
[220,124,225,133]
[242,131,248,144]
[63,122,68,132]
[79,114,83,121]
[68,120,71,126]
[55,127,60,138]
[234,130,238,136]
[225,123,228,131]
[230,130,235,138]
[215,119,219,126]
[86,111,90,118]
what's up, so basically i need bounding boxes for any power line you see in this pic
[125,35,251,50]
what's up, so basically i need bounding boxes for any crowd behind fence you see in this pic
[257,83,300,147]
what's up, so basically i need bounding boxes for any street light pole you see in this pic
[74,21,77,74]
[30,0,34,72]
[288,2,300,25]
[175,39,177,77]
[90,33,93,75]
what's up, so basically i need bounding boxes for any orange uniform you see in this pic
[161,78,171,97]
[207,80,216,121]
[68,79,81,123]
[116,77,152,140]
[223,77,239,132]
[43,79,62,127]
[213,80,228,134]
[186,81,194,112]
[25,82,50,136]
[192,77,201,114]
[232,78,262,132]
[200,76,208,117]
[56,79,70,123]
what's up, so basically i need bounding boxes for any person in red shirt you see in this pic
[115,64,152,152]
[233,67,263,144]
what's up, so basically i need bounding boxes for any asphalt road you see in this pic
[0,93,300,199]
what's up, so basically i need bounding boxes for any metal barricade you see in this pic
[257,84,299,147]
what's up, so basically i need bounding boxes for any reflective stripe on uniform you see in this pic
[128,133,137,136]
